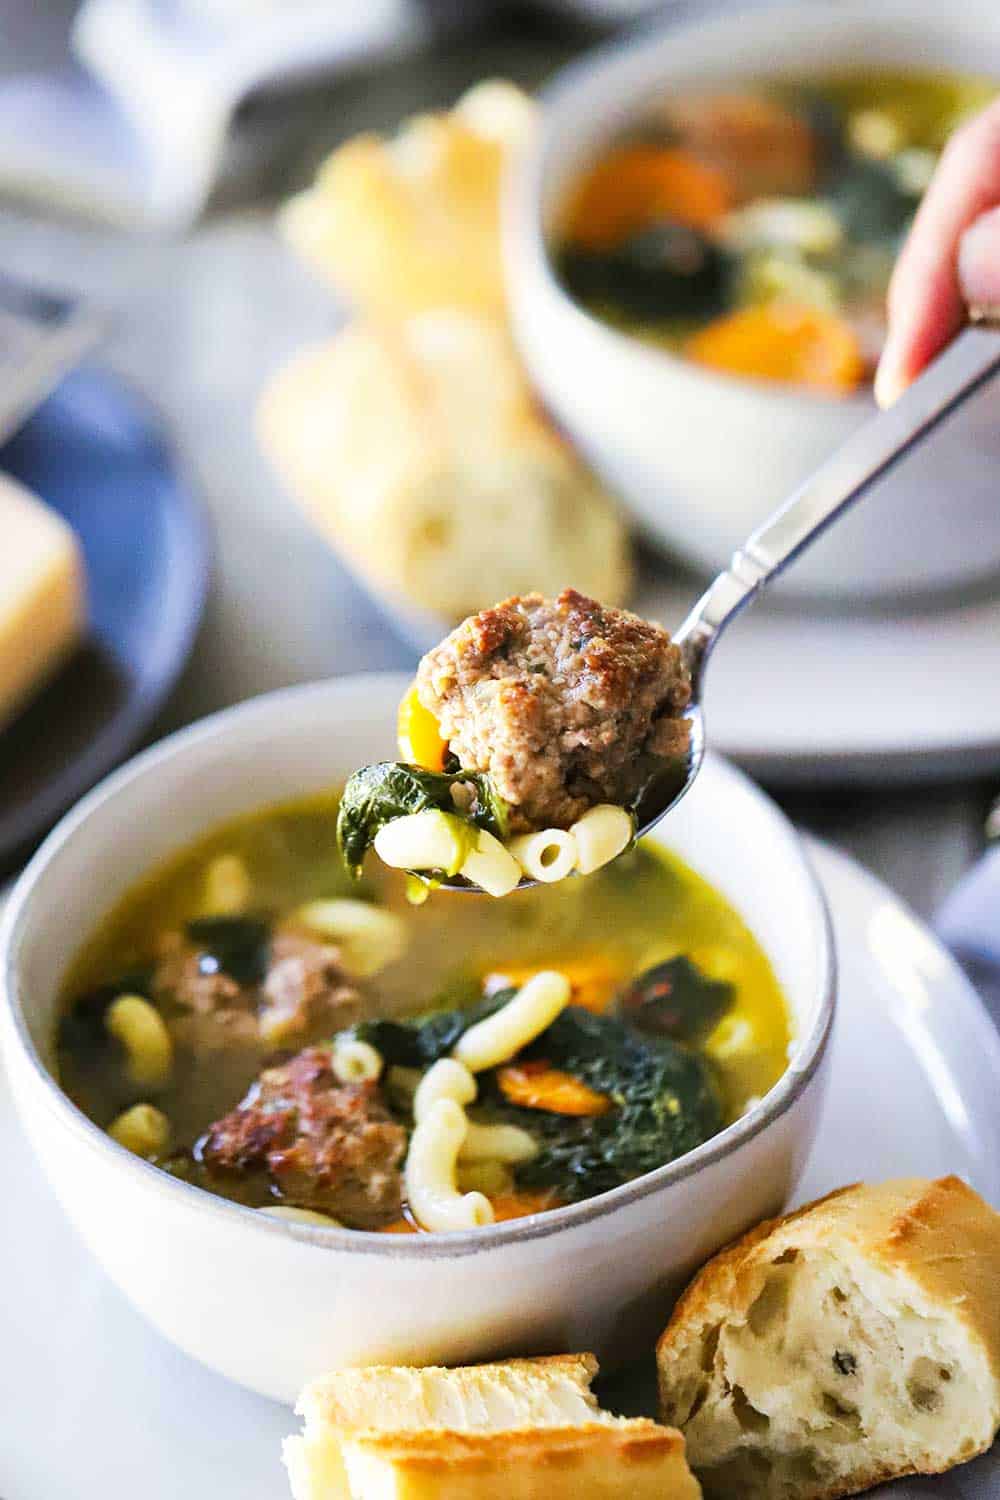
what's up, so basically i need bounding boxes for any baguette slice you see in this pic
[285,1354,700,1500]
[657,1176,1000,1500]
[258,312,632,622]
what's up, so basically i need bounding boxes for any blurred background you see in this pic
[1,0,998,919]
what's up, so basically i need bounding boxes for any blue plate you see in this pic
[0,367,211,872]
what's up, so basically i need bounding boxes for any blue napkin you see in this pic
[936,843,1000,1033]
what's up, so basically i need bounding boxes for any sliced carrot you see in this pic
[396,682,448,771]
[684,304,865,394]
[561,146,732,249]
[498,1061,612,1118]
[490,1189,562,1222]
[483,954,625,1015]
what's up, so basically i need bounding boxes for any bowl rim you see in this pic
[505,0,999,412]
[0,672,835,1261]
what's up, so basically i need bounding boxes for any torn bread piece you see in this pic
[285,1354,700,1500]
[281,80,534,318]
[258,313,632,622]
[656,1176,1000,1500]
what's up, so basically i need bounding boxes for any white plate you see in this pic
[633,568,1000,785]
[1,842,998,1498]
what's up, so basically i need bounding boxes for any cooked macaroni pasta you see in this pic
[453,970,571,1072]
[455,1160,513,1196]
[570,804,634,876]
[258,1206,342,1227]
[373,809,468,875]
[404,1098,494,1232]
[332,1038,384,1084]
[459,827,522,897]
[108,1102,170,1157]
[413,1057,477,1121]
[105,994,173,1090]
[507,828,577,884]
[459,1120,538,1164]
[293,897,408,977]
[200,853,251,914]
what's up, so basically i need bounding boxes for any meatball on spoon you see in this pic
[343,322,1000,894]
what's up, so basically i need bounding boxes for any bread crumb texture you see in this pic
[657,1176,1000,1499]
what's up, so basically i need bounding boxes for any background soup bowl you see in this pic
[0,674,833,1404]
[506,0,1000,603]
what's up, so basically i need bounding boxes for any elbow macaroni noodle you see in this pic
[405,1098,494,1232]
[569,804,633,876]
[507,828,577,884]
[374,810,467,876]
[293,897,408,977]
[459,827,521,897]
[108,1102,170,1157]
[414,1058,477,1121]
[332,1038,384,1084]
[105,994,173,1090]
[453,970,571,1072]
[459,1120,539,1164]
[258,1205,343,1227]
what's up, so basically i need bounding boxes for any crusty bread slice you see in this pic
[656,1176,1000,1500]
[285,1354,700,1500]
[257,313,633,623]
[339,1422,700,1500]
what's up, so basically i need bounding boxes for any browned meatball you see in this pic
[417,589,690,832]
[153,928,361,1057]
[199,1046,406,1227]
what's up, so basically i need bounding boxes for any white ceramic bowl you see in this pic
[507,0,1000,602]
[0,674,833,1404]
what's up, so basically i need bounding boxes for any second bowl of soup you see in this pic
[506,0,1000,600]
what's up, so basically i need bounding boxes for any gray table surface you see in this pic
[0,8,994,922]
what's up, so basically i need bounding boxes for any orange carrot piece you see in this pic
[490,1189,562,1222]
[498,1061,612,1118]
[685,304,865,393]
[483,955,625,1015]
[562,146,733,249]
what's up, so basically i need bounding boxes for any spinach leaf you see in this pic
[482,1006,723,1202]
[348,990,513,1070]
[558,221,732,323]
[617,956,734,1046]
[336,762,509,878]
[185,916,271,986]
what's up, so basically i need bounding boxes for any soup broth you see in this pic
[555,69,995,392]
[59,790,790,1228]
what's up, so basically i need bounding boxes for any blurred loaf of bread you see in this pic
[282,80,535,319]
[258,311,632,621]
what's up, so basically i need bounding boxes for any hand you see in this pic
[875,97,1000,407]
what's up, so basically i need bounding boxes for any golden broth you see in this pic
[61,790,790,1150]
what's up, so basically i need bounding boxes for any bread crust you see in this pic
[656,1177,1000,1500]
[341,1422,701,1500]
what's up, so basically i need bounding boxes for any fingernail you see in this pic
[874,333,904,408]
[959,209,1000,314]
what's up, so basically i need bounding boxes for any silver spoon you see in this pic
[442,322,1000,891]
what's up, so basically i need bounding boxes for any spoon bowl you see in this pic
[438,322,1000,891]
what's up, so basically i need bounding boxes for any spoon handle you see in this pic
[677,322,1000,683]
